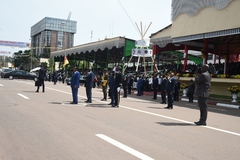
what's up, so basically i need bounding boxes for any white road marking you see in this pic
[208,107,226,111]
[96,134,154,160]
[120,105,240,137]
[17,93,29,99]
[15,81,240,137]
[0,84,3,86]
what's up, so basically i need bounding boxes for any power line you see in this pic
[117,0,138,34]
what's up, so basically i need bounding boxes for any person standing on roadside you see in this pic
[128,75,133,94]
[61,72,65,84]
[85,67,94,103]
[70,67,80,104]
[160,74,167,104]
[165,72,176,109]
[194,64,211,126]
[53,69,58,85]
[188,79,195,103]
[136,76,143,96]
[112,66,122,107]
[101,68,109,101]
[122,75,128,98]
[36,65,46,93]
[108,71,115,105]
[174,77,180,101]
[152,73,159,100]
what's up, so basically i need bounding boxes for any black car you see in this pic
[66,75,86,85]
[0,68,12,78]
[2,70,37,80]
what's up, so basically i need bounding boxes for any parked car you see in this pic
[66,75,86,85]
[0,68,12,78]
[1,70,37,81]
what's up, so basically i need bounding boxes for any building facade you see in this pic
[30,17,77,57]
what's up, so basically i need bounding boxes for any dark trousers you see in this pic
[137,86,142,96]
[174,91,179,101]
[123,87,127,97]
[161,90,166,103]
[189,93,194,102]
[71,87,78,103]
[128,85,132,94]
[153,88,158,99]
[37,79,45,92]
[102,87,107,100]
[197,96,208,123]
[167,92,173,108]
[114,87,120,106]
[86,87,92,102]
[109,88,115,104]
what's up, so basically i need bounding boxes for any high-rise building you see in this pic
[30,17,77,57]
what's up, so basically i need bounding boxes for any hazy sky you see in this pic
[0,0,172,54]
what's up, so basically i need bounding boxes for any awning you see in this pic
[51,36,127,57]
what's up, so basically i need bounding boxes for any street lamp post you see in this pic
[30,48,32,70]
[29,38,32,71]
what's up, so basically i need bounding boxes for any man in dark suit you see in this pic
[113,66,122,107]
[165,73,176,109]
[108,71,115,105]
[70,67,80,104]
[85,67,94,103]
[160,75,167,104]
[152,74,159,100]
[174,77,180,101]
[128,75,133,94]
[36,65,46,93]
[122,75,128,98]
[136,76,143,96]
[188,79,195,103]
[53,69,58,85]
[194,64,211,126]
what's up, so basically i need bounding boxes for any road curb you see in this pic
[181,98,240,109]
[133,91,240,109]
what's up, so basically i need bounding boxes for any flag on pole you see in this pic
[63,56,69,67]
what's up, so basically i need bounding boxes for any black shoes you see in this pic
[161,102,166,104]
[101,99,107,101]
[164,107,173,109]
[194,121,206,126]
[111,104,119,107]
[36,90,44,93]
[70,102,77,104]
[85,100,92,103]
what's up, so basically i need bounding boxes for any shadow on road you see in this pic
[155,122,194,126]
[127,94,240,118]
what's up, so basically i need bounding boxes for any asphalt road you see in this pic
[0,79,239,160]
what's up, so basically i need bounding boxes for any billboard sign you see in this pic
[132,48,153,57]
[0,40,30,48]
[0,51,11,55]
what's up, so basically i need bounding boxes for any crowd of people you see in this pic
[35,63,211,126]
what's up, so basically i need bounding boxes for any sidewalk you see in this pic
[135,91,240,109]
